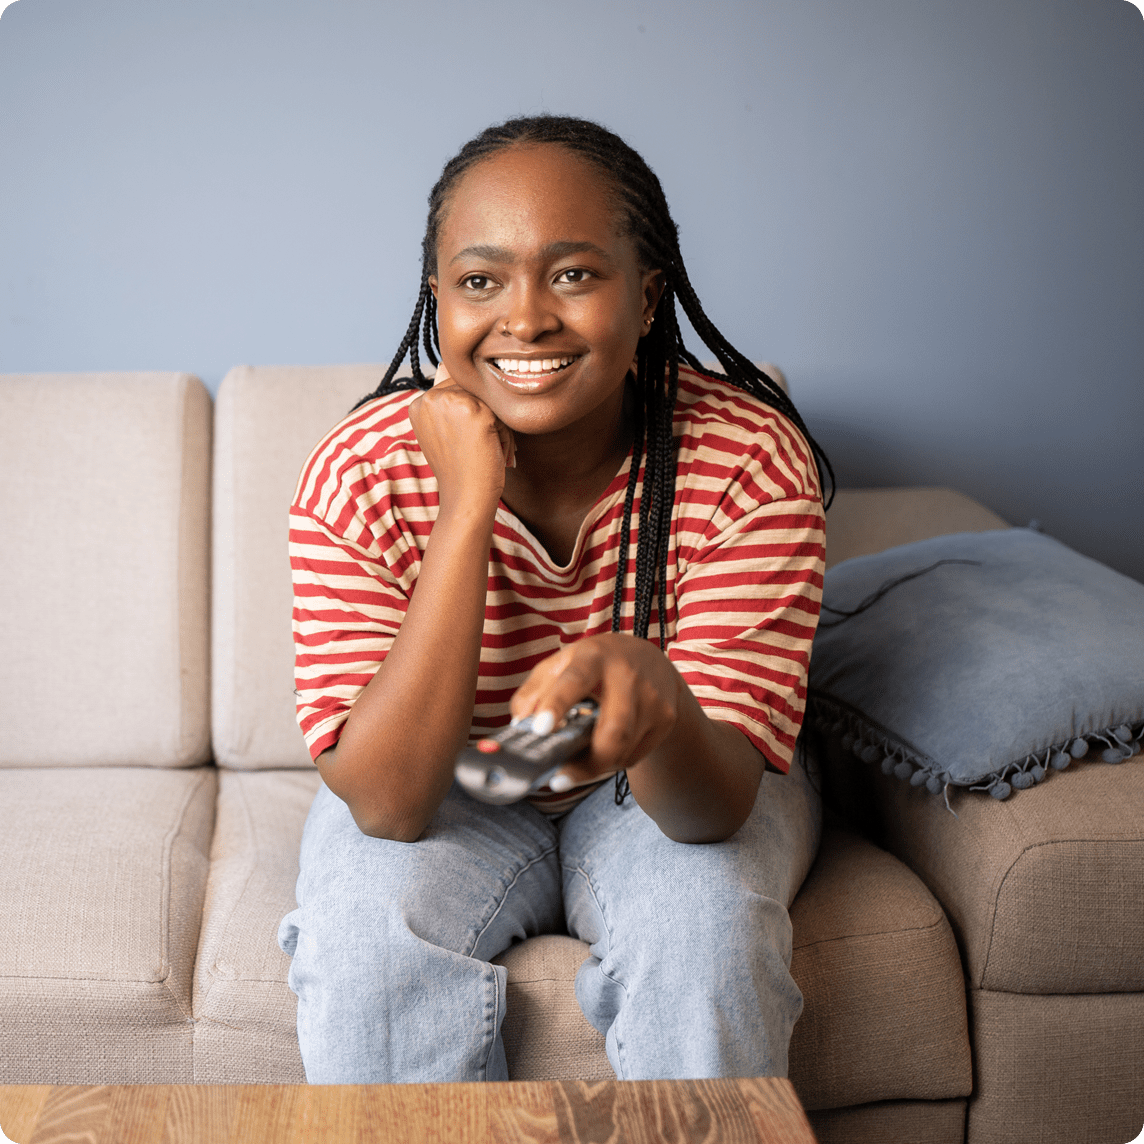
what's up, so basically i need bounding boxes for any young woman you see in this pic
[279,115,829,1084]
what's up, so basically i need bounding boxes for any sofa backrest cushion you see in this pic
[824,486,1008,569]
[0,372,212,767]
[212,363,403,769]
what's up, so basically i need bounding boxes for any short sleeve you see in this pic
[666,417,825,773]
[290,504,412,761]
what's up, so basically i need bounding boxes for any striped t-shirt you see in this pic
[290,366,825,814]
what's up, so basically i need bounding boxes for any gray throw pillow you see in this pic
[807,529,1144,800]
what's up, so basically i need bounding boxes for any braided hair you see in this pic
[354,115,834,803]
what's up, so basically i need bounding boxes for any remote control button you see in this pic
[476,739,501,754]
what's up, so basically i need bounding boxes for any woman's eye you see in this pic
[556,268,591,285]
[463,275,493,291]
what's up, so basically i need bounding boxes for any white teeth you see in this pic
[493,356,575,376]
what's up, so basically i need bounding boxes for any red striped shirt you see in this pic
[291,366,825,812]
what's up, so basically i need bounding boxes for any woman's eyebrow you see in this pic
[449,240,611,265]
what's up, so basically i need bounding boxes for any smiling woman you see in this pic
[279,114,830,1087]
[429,147,660,453]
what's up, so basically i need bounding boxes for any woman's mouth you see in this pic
[491,356,578,387]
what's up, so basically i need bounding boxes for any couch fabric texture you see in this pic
[2,366,1140,1144]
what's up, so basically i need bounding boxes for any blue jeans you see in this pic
[278,745,821,1083]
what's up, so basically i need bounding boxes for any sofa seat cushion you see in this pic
[494,936,615,1082]
[808,1098,966,1144]
[787,825,972,1111]
[192,769,320,1082]
[842,753,1144,995]
[0,766,215,1083]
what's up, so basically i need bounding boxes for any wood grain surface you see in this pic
[0,1079,816,1144]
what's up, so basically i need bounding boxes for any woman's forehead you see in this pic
[437,144,627,256]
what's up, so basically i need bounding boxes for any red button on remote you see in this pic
[476,739,501,754]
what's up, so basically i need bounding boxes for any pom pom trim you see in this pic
[807,695,1143,808]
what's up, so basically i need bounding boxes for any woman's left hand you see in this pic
[509,633,682,788]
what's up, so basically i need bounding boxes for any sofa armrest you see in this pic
[821,743,1144,996]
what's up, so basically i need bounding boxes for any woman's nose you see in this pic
[500,284,560,343]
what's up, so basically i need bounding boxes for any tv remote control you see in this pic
[454,699,598,804]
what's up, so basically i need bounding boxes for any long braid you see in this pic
[354,273,434,407]
[422,288,440,368]
[355,115,834,804]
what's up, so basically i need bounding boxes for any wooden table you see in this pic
[0,1079,816,1143]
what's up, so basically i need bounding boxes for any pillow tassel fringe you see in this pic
[807,695,1143,808]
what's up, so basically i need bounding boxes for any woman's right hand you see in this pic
[408,363,515,513]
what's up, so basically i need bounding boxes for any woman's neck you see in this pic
[500,382,634,565]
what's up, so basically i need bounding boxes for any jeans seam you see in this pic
[467,842,560,958]
[479,961,500,1082]
[471,843,558,1081]
[567,862,630,1079]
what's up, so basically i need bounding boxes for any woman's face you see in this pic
[429,144,662,440]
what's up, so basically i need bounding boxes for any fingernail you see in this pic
[531,710,555,736]
[548,771,573,792]
[509,714,521,727]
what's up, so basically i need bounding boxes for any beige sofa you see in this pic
[1,367,1140,1144]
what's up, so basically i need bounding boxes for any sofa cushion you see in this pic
[843,751,1144,995]
[0,766,215,1082]
[192,768,319,1081]
[967,990,1144,1144]
[808,528,1144,800]
[0,372,211,768]
[823,486,1008,570]
[786,825,972,1111]
[212,364,403,770]
[808,1099,966,1144]
[494,936,614,1082]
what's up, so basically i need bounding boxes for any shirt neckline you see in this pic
[494,444,639,576]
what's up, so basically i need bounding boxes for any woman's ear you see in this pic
[642,269,666,326]
[428,276,439,300]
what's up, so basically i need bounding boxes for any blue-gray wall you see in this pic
[2,0,1142,579]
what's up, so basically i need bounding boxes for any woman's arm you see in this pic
[315,374,514,842]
